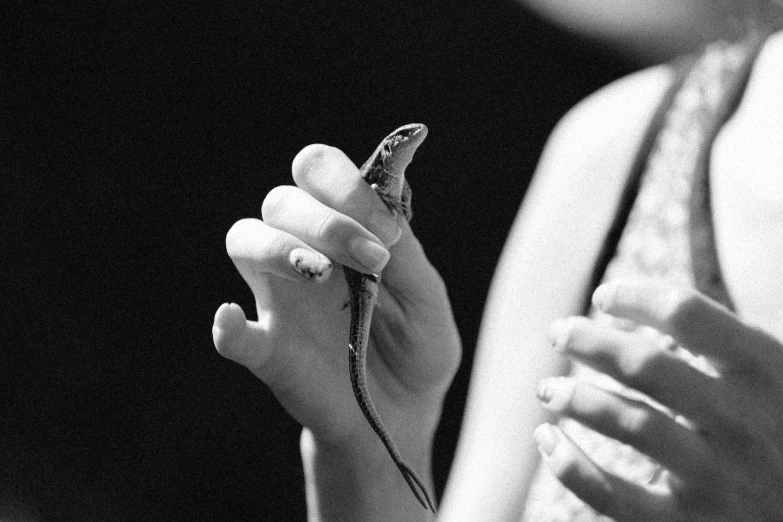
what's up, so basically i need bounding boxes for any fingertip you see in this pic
[535,377,575,412]
[534,423,562,457]
[548,318,573,352]
[212,302,248,358]
[260,185,297,223]
[591,281,618,312]
[226,217,263,257]
[386,212,405,247]
[347,235,390,275]
[290,141,403,249]
[214,302,246,328]
[291,144,344,185]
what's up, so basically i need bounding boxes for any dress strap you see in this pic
[584,30,770,315]
[582,55,697,313]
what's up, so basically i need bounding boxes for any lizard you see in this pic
[343,123,436,512]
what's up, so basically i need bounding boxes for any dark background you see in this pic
[3,1,633,520]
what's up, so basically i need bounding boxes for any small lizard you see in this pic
[344,124,436,512]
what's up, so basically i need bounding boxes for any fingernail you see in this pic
[548,319,570,352]
[214,302,244,330]
[348,236,390,274]
[289,248,333,283]
[369,209,403,246]
[536,380,554,403]
[537,378,573,412]
[534,424,559,456]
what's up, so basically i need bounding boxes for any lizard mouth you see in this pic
[382,123,428,157]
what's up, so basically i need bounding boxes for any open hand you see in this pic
[535,279,783,521]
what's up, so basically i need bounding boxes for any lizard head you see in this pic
[359,123,427,221]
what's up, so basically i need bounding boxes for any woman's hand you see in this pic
[535,279,783,521]
[211,142,460,483]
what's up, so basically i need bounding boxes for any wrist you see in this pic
[301,426,436,522]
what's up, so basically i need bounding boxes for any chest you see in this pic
[711,41,783,340]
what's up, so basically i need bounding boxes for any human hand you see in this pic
[534,280,783,521]
[212,140,460,457]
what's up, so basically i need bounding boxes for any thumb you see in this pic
[212,302,270,370]
[381,216,447,306]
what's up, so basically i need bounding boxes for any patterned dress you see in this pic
[521,31,769,522]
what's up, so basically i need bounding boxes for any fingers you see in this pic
[548,316,733,428]
[537,377,715,483]
[230,144,401,286]
[542,280,783,520]
[534,423,674,520]
[212,302,271,369]
[262,185,390,275]
[292,144,403,247]
[226,217,334,293]
[592,280,783,374]
[286,143,446,301]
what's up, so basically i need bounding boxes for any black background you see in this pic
[3,1,633,520]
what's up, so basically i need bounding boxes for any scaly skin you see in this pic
[343,124,436,512]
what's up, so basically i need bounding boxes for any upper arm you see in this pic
[439,64,676,521]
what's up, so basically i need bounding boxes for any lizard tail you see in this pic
[396,460,437,513]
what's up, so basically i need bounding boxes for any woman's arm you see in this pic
[438,64,675,521]
[214,141,460,522]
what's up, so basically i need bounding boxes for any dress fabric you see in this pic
[521,32,768,522]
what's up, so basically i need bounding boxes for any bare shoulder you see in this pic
[533,63,675,198]
[488,63,679,324]
[443,63,683,521]
[504,64,677,284]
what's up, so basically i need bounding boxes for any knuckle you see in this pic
[628,351,675,399]
[618,406,654,442]
[311,209,341,244]
[663,286,702,329]
[708,409,760,445]
[555,459,616,516]
[617,347,656,384]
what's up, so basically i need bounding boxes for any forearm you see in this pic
[301,428,436,522]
